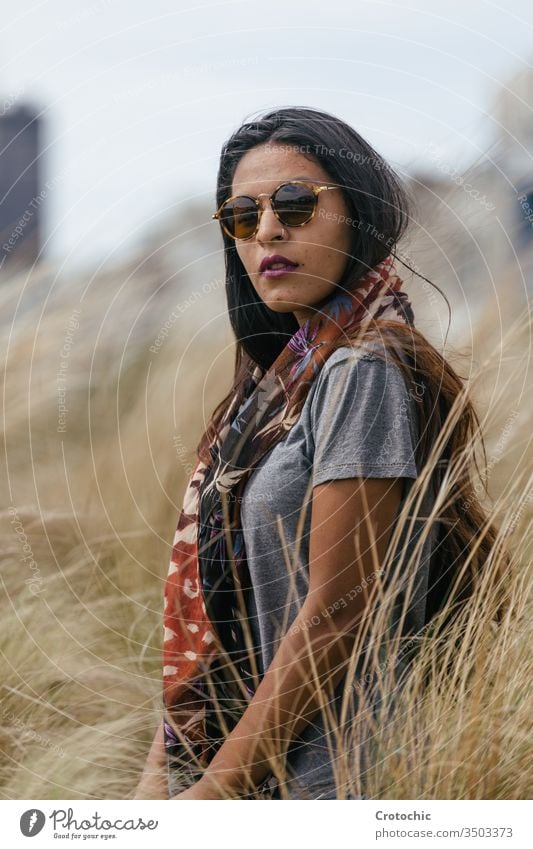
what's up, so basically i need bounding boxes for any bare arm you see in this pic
[175,475,403,799]
[133,718,169,799]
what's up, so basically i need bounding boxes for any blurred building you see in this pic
[0,103,42,270]
[494,65,533,252]
[407,64,533,316]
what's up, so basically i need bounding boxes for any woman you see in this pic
[134,106,506,801]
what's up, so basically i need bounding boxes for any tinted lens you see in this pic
[272,183,316,225]
[220,196,257,239]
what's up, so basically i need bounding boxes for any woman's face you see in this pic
[231,143,353,326]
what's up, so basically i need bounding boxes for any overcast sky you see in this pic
[1,0,532,272]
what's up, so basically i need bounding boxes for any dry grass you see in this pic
[0,243,531,800]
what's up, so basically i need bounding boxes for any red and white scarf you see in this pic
[162,253,415,784]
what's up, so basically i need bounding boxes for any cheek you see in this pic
[327,222,352,269]
[308,217,350,251]
[310,222,351,267]
[236,247,253,273]
[327,218,352,250]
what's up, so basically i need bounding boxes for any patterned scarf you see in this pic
[162,253,415,788]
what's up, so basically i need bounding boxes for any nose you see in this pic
[255,196,285,242]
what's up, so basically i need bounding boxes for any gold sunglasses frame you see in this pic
[211,179,342,241]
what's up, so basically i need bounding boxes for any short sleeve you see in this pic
[309,348,419,486]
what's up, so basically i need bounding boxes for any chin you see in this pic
[263,301,299,314]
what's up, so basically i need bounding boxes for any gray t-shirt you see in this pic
[239,342,437,800]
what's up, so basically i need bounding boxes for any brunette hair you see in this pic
[197,105,511,651]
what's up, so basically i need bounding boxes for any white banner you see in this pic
[2,799,530,848]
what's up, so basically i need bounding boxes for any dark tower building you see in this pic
[0,103,42,269]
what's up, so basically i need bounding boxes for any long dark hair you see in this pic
[198,105,511,646]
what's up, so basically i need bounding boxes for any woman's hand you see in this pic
[170,774,241,800]
[133,763,169,800]
[132,719,169,799]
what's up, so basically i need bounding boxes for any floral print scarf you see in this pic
[162,253,415,790]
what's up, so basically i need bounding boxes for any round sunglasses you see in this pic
[212,179,342,241]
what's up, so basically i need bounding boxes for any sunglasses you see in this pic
[212,179,342,241]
